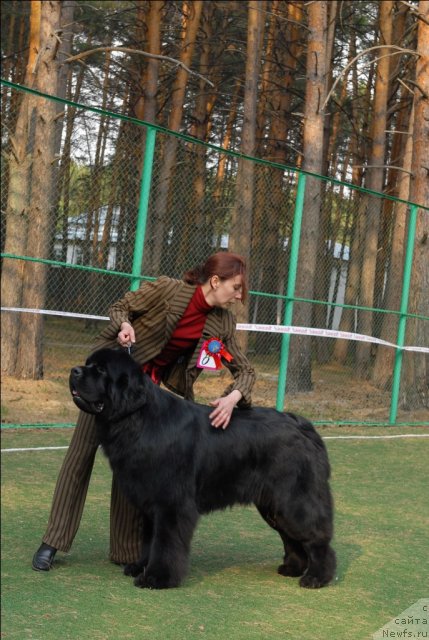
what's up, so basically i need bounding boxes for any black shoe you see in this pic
[32,543,57,571]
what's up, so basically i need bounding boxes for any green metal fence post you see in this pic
[276,171,307,411]
[389,203,419,424]
[130,126,157,291]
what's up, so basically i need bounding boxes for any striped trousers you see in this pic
[42,409,142,563]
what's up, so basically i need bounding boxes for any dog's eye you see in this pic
[96,366,106,374]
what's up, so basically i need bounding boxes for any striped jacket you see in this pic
[93,276,255,406]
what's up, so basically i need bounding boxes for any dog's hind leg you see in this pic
[257,505,336,587]
[256,506,308,578]
[133,503,199,589]
[276,512,336,588]
[299,541,336,589]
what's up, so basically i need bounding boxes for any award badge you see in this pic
[197,337,233,370]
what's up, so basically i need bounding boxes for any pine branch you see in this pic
[65,46,215,88]
[322,45,420,111]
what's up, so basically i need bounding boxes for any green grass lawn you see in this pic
[1,427,428,640]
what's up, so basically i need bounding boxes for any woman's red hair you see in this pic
[183,252,248,303]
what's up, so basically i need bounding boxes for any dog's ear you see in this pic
[107,367,147,420]
[118,370,146,402]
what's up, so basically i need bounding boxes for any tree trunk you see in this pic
[229,0,264,351]
[255,0,279,156]
[56,61,86,263]
[401,0,429,410]
[175,1,216,273]
[253,0,303,350]
[98,93,131,270]
[15,0,61,379]
[89,49,112,264]
[212,80,241,220]
[314,0,338,363]
[372,101,414,389]
[149,0,203,275]
[50,0,75,262]
[1,3,17,119]
[134,0,163,276]
[332,29,369,364]
[287,0,328,392]
[1,1,41,375]
[355,0,393,378]
[228,0,264,255]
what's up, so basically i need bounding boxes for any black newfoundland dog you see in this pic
[70,348,336,590]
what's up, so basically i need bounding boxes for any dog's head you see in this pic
[69,348,146,420]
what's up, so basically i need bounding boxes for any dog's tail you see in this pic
[287,413,331,479]
[285,412,327,450]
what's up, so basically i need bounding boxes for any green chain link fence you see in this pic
[1,80,428,427]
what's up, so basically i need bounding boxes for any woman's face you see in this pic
[210,275,243,308]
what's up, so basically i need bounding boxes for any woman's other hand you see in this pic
[209,390,242,429]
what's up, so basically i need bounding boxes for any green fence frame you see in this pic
[1,79,429,427]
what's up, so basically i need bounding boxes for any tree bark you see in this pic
[149,0,203,275]
[355,0,393,378]
[133,0,163,276]
[314,0,338,363]
[229,0,264,255]
[15,0,61,378]
[372,100,414,389]
[253,1,303,350]
[401,0,429,410]
[212,80,241,219]
[287,0,328,392]
[332,28,369,364]
[1,1,41,375]
[229,0,264,350]
[176,2,216,272]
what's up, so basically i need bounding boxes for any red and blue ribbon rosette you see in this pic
[197,337,233,370]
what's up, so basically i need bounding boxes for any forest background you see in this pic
[1,0,428,421]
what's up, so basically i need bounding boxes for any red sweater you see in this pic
[143,285,211,384]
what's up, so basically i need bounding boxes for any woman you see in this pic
[32,252,255,571]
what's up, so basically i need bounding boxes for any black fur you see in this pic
[70,348,336,590]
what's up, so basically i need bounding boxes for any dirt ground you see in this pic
[2,361,427,427]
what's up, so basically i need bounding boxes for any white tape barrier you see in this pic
[237,322,429,354]
[1,307,109,322]
[2,306,428,354]
[2,446,69,453]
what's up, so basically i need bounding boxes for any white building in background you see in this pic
[326,241,350,330]
[53,206,121,269]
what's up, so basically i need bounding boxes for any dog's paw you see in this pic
[124,562,144,577]
[277,559,306,577]
[299,573,329,589]
[133,571,178,590]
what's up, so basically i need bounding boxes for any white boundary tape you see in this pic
[237,322,429,353]
[2,446,69,453]
[2,433,429,453]
[322,434,429,440]
[1,307,108,322]
[2,307,429,354]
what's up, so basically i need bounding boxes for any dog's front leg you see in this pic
[133,503,198,589]
[124,512,154,578]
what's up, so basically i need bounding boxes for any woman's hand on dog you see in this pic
[209,390,242,429]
